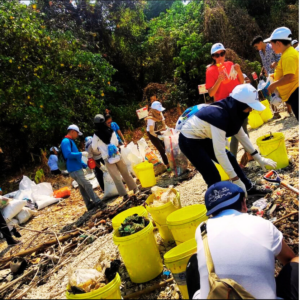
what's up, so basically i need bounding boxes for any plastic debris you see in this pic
[150,186,180,208]
[118,214,149,237]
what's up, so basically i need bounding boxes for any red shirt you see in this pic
[205,61,241,101]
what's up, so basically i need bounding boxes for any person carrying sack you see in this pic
[92,114,139,201]
[186,181,299,299]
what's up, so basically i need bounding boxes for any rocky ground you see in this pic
[0,110,298,299]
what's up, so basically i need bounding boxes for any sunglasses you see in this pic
[212,51,226,58]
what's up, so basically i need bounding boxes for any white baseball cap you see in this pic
[151,101,165,112]
[264,27,292,43]
[230,84,265,111]
[50,146,59,152]
[67,124,83,135]
[211,43,226,55]
[291,39,298,46]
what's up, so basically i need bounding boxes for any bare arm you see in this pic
[208,73,227,98]
[276,240,296,266]
[267,74,295,94]
[234,64,244,84]
[149,125,157,137]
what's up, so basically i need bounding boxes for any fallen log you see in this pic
[123,278,174,299]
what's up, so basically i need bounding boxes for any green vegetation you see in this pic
[0,0,298,171]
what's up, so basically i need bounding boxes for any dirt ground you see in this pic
[0,110,298,299]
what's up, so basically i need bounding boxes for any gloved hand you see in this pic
[157,135,164,141]
[81,151,88,157]
[253,153,277,171]
[232,178,247,196]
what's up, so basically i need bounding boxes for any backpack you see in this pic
[57,139,73,171]
[201,223,256,300]
[175,104,208,131]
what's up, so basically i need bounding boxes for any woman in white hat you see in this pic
[179,84,277,196]
[48,146,61,175]
[147,101,170,171]
[266,27,299,121]
[206,43,249,159]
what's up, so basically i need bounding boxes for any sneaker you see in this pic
[247,185,272,197]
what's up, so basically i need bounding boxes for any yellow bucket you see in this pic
[66,273,122,299]
[136,162,156,188]
[113,220,163,283]
[259,100,273,123]
[256,132,289,170]
[112,206,148,231]
[214,163,230,181]
[145,190,181,242]
[248,110,264,129]
[164,239,197,299]
[166,204,208,245]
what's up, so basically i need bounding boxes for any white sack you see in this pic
[2,200,26,222]
[102,171,119,200]
[19,176,36,191]
[31,182,53,203]
[14,189,32,201]
[16,207,38,224]
[137,138,148,160]
[3,191,18,198]
[34,195,60,210]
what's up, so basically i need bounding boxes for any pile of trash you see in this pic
[118,214,149,237]
[149,186,180,208]
[68,251,121,295]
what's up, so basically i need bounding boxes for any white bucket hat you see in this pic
[211,43,226,55]
[264,27,292,43]
[151,101,165,112]
[50,147,59,152]
[230,84,265,111]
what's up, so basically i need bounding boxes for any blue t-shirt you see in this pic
[111,122,122,144]
[48,154,59,171]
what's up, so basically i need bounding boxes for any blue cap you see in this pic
[205,182,245,216]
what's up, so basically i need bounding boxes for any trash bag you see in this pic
[137,138,148,160]
[102,171,119,200]
[163,132,189,177]
[16,207,38,224]
[2,200,26,222]
[145,149,166,176]
[7,219,19,231]
[53,187,71,198]
[19,176,36,191]
[34,195,60,210]
[32,183,53,202]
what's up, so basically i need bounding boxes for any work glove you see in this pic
[81,151,88,157]
[232,179,247,196]
[157,135,164,141]
[253,153,277,171]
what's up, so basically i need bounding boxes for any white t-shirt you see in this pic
[181,115,255,178]
[194,210,283,299]
[92,132,118,160]
[147,119,155,132]
[48,154,59,171]
[85,143,102,160]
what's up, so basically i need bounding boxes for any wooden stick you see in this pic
[0,269,35,295]
[123,278,174,299]
[273,211,298,225]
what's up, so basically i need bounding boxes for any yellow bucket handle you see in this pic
[260,139,284,158]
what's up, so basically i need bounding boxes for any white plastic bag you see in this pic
[7,219,19,231]
[69,269,102,286]
[270,90,282,107]
[3,191,18,198]
[15,189,33,201]
[19,176,36,191]
[137,138,148,160]
[16,207,38,224]
[163,132,189,177]
[120,146,135,175]
[102,171,119,200]
[34,195,60,210]
[1,200,26,222]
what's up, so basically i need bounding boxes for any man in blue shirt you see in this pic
[61,124,104,211]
